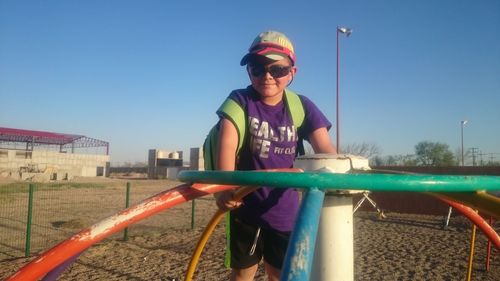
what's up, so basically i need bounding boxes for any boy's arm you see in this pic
[308,127,337,154]
[215,118,242,210]
[217,118,238,171]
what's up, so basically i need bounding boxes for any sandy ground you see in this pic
[0,175,498,280]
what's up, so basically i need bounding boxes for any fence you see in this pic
[0,180,217,261]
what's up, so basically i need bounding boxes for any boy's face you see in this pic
[247,56,296,105]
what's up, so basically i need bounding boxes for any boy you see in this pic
[215,31,336,281]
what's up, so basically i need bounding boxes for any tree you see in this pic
[453,147,471,166]
[370,154,416,166]
[371,155,385,166]
[342,142,381,158]
[414,141,455,166]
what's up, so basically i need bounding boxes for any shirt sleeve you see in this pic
[298,95,332,141]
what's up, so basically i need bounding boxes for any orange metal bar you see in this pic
[437,191,500,219]
[431,194,500,249]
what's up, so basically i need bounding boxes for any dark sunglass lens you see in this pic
[269,66,291,78]
[250,65,266,77]
[249,65,291,78]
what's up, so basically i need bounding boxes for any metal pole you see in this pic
[281,188,325,280]
[335,27,352,154]
[312,194,355,281]
[191,199,196,229]
[294,154,366,281]
[336,28,340,154]
[25,184,35,257]
[485,216,492,271]
[461,122,464,166]
[123,182,131,241]
[466,223,477,281]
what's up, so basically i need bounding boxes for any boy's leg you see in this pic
[262,228,291,281]
[230,265,258,281]
[229,214,262,280]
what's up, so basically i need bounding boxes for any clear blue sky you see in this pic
[1,1,499,165]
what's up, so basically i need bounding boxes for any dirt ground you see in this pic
[0,175,498,280]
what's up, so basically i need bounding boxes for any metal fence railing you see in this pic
[0,180,217,261]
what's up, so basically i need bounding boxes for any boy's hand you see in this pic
[215,191,242,211]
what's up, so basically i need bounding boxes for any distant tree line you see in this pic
[115,161,148,168]
[342,141,500,167]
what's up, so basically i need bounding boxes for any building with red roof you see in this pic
[0,127,110,181]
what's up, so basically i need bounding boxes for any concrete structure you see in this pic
[190,147,204,171]
[148,149,188,180]
[0,127,110,181]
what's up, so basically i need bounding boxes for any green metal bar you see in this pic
[123,182,131,241]
[178,171,500,192]
[191,199,196,230]
[25,184,35,257]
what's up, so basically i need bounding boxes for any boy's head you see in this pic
[240,31,296,66]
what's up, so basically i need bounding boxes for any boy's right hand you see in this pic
[215,191,242,211]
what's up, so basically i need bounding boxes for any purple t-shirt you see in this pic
[218,86,332,232]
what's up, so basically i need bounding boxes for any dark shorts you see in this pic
[229,213,291,269]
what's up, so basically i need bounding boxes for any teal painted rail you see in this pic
[178,171,500,192]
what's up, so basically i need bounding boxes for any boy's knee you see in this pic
[230,264,258,281]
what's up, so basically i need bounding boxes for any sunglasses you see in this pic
[248,64,292,79]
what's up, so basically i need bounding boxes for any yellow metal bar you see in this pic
[184,186,257,281]
[466,223,477,281]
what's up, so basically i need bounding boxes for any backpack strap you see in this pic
[217,98,247,154]
[284,89,305,129]
[284,89,306,156]
[215,90,305,163]
[203,126,219,170]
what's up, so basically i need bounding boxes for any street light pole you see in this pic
[445,119,468,228]
[461,120,468,166]
[336,26,352,154]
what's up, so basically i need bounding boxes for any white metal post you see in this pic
[311,194,354,281]
[294,153,369,281]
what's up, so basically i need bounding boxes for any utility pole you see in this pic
[478,151,487,166]
[460,120,468,166]
[469,147,479,167]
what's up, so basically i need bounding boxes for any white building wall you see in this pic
[0,149,110,180]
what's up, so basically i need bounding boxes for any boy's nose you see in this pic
[263,71,274,79]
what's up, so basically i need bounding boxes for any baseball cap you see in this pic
[240,31,296,66]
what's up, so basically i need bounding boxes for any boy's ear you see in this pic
[246,66,252,78]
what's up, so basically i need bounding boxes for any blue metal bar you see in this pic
[41,253,82,281]
[281,188,325,281]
